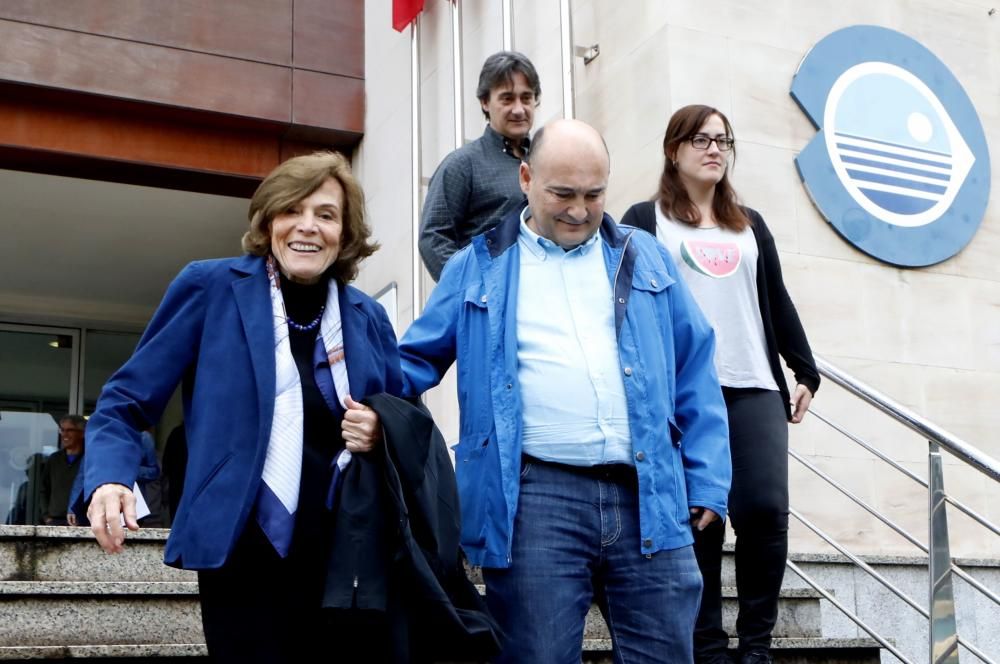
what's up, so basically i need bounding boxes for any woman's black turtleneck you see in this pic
[279,274,343,570]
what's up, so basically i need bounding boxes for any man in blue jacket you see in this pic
[399,119,731,663]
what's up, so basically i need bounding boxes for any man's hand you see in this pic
[790,383,814,424]
[342,396,381,453]
[689,506,720,531]
[88,483,139,554]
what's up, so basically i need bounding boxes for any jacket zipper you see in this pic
[502,230,635,568]
[612,230,633,304]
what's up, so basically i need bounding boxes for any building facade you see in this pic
[1,0,997,563]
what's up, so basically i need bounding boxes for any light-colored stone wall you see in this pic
[358,1,1000,558]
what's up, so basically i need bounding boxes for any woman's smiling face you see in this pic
[270,177,344,284]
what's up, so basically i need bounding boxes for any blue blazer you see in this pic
[84,255,403,569]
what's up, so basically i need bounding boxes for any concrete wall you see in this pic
[357,0,1000,559]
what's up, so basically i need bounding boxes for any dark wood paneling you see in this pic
[0,146,264,198]
[0,88,353,196]
[0,92,279,177]
[293,0,364,78]
[0,3,365,192]
[0,0,293,65]
[0,20,293,122]
[292,70,365,134]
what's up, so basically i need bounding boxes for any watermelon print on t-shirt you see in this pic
[679,239,741,278]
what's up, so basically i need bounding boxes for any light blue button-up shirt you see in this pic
[516,208,633,465]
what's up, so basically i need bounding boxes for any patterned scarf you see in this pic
[256,255,352,557]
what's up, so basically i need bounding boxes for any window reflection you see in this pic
[1,412,59,524]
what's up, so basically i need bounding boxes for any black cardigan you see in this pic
[620,201,820,419]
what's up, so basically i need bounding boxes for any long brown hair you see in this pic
[656,104,748,231]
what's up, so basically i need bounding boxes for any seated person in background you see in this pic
[68,429,160,527]
[6,453,46,525]
[161,423,187,525]
[40,414,86,526]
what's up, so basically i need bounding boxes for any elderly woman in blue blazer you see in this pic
[84,152,403,662]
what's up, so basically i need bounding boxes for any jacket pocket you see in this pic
[666,418,688,522]
[186,451,235,507]
[451,434,491,550]
[463,284,489,308]
[631,268,675,293]
[451,434,490,462]
[457,285,491,407]
[668,416,684,447]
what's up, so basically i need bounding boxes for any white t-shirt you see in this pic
[654,205,778,391]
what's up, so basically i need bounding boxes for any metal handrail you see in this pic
[785,559,913,664]
[815,356,1000,482]
[794,415,1000,611]
[788,447,927,550]
[810,409,1000,539]
[803,356,1000,663]
[790,508,995,664]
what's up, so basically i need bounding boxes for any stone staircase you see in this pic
[463,568,881,664]
[0,526,882,662]
[0,526,205,661]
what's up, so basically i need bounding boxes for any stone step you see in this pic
[0,644,207,661]
[584,587,822,639]
[0,580,877,663]
[0,581,202,647]
[0,639,882,663]
[581,637,883,663]
[0,529,882,663]
[474,584,824,639]
[0,526,192,583]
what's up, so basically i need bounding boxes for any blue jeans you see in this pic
[483,457,703,664]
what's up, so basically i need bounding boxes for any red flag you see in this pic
[392,0,424,32]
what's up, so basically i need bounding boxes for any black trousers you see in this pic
[198,521,324,663]
[198,521,391,663]
[693,387,789,658]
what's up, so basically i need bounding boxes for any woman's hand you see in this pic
[790,383,814,424]
[87,483,140,554]
[342,395,381,453]
[689,506,720,531]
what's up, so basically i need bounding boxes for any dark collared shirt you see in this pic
[419,125,529,281]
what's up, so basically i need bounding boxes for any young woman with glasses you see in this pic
[621,104,820,664]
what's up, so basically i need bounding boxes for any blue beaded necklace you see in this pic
[286,305,325,332]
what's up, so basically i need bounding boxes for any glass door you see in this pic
[0,324,79,524]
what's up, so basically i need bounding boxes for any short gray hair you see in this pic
[59,414,87,431]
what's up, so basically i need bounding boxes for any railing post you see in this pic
[929,441,960,664]
[410,18,423,321]
[501,0,513,50]
[559,0,574,119]
[450,0,464,150]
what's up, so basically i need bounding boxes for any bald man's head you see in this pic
[524,119,611,174]
[519,119,610,250]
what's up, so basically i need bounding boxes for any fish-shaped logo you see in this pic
[792,26,990,267]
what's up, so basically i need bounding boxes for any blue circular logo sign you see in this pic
[792,26,991,267]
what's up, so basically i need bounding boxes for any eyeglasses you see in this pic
[688,134,735,151]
